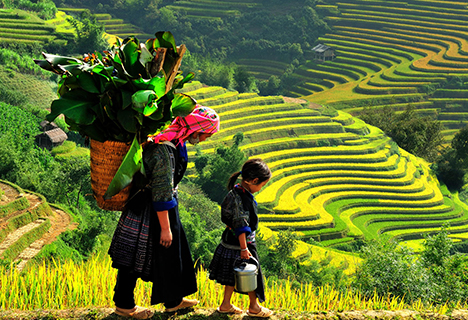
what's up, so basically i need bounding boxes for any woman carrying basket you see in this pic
[108,106,220,319]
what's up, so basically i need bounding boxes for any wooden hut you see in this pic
[35,127,68,150]
[312,44,335,62]
[39,120,58,131]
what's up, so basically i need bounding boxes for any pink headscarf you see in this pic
[149,105,220,145]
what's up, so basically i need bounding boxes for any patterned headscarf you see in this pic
[149,105,220,145]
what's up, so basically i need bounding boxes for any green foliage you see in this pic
[0,48,49,76]
[433,126,468,191]
[233,66,258,93]
[359,105,444,162]
[194,133,248,203]
[176,182,224,267]
[0,102,40,148]
[178,183,220,232]
[2,218,51,261]
[2,0,57,19]
[257,229,347,289]
[181,50,235,89]
[452,125,468,167]
[354,228,468,305]
[66,10,107,54]
[353,240,432,303]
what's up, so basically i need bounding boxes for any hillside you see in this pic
[179,81,467,256]
[278,0,468,145]
[0,65,56,109]
[0,180,76,272]
[0,8,73,47]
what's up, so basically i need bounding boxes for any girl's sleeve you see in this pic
[221,191,251,237]
[146,145,177,211]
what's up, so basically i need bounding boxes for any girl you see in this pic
[209,158,273,318]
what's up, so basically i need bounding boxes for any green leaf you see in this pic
[139,43,154,66]
[132,90,156,110]
[172,72,195,91]
[132,76,166,97]
[171,93,197,117]
[145,100,162,119]
[121,90,133,110]
[155,31,177,51]
[46,89,98,125]
[42,53,82,66]
[77,72,100,94]
[120,37,147,78]
[34,59,63,74]
[104,136,144,199]
[117,107,138,133]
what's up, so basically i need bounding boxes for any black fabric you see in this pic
[150,205,197,305]
[221,186,259,247]
[165,298,183,309]
[108,141,196,306]
[113,269,138,309]
[208,243,265,302]
[108,189,154,280]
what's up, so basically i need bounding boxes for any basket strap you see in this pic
[162,143,176,191]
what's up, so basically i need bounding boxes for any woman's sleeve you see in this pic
[146,145,177,211]
[221,191,251,237]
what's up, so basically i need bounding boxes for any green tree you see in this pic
[195,133,248,203]
[55,156,91,208]
[257,229,346,288]
[433,126,468,190]
[233,66,257,93]
[68,10,107,54]
[452,125,468,167]
[178,183,223,267]
[359,105,444,162]
[352,240,432,302]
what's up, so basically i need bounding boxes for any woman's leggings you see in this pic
[113,269,182,309]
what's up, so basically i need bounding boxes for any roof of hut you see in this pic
[40,120,58,130]
[312,44,333,53]
[43,128,67,143]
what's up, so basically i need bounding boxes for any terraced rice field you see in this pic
[180,81,465,258]
[273,0,468,143]
[165,0,261,20]
[0,180,76,272]
[56,8,152,42]
[0,8,70,46]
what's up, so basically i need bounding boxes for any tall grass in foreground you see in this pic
[0,255,461,313]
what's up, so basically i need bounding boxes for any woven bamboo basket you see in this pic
[90,139,132,211]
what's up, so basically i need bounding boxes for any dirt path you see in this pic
[1,307,468,320]
[0,182,78,271]
[15,207,78,271]
[0,182,20,205]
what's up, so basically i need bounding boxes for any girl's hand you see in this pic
[240,249,251,260]
[160,229,172,248]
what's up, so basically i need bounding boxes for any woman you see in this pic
[108,106,220,319]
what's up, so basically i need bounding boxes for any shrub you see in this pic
[353,240,432,302]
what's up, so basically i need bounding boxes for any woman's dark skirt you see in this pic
[108,190,197,305]
[208,242,265,302]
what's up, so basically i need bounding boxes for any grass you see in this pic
[0,254,460,314]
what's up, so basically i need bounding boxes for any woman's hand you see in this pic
[157,210,172,248]
[240,248,251,260]
[160,229,172,248]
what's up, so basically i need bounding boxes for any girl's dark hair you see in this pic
[227,158,271,190]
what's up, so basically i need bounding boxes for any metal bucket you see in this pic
[234,257,258,293]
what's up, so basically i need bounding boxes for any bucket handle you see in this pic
[234,256,258,268]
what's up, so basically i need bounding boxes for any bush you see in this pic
[257,229,347,288]
[353,240,432,302]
